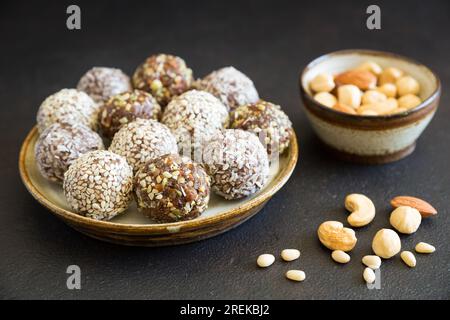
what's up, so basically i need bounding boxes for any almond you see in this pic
[335,70,377,90]
[333,103,357,115]
[390,196,437,218]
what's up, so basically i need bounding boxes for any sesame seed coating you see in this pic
[195,66,259,111]
[109,118,178,172]
[202,129,269,200]
[161,90,228,159]
[35,122,105,183]
[36,89,99,133]
[98,89,162,139]
[77,67,132,103]
[230,100,292,158]
[132,54,193,106]
[63,150,133,221]
[134,154,210,222]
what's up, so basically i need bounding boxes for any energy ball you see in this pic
[195,66,259,111]
[36,88,99,133]
[77,67,132,103]
[109,118,178,172]
[35,122,104,183]
[63,150,133,220]
[161,90,228,159]
[98,90,161,139]
[134,154,210,222]
[202,129,269,200]
[230,100,292,158]
[132,54,193,106]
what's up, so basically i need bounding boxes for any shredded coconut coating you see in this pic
[230,100,292,158]
[35,123,104,183]
[132,54,193,106]
[161,90,228,159]
[202,129,269,200]
[63,150,133,220]
[36,89,99,133]
[98,89,161,139]
[134,154,210,222]
[195,66,259,111]
[77,67,132,103]
[109,118,178,172]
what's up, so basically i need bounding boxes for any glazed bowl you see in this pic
[19,127,298,247]
[300,49,441,164]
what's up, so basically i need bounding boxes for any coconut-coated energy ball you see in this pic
[35,122,104,183]
[77,67,132,103]
[36,89,99,133]
[63,150,133,221]
[134,154,210,222]
[195,66,259,111]
[98,90,161,139]
[230,100,292,158]
[132,54,193,106]
[109,118,178,172]
[161,90,228,158]
[202,129,269,200]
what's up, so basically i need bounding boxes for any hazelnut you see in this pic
[376,83,397,98]
[362,90,387,105]
[372,228,401,259]
[389,206,422,234]
[379,67,404,85]
[396,76,420,96]
[398,94,422,110]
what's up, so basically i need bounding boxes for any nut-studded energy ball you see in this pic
[36,89,99,133]
[63,150,133,220]
[161,90,228,159]
[98,90,162,139]
[230,100,292,158]
[109,118,178,172]
[195,66,259,111]
[202,129,269,200]
[77,67,132,103]
[134,154,210,222]
[35,122,104,183]
[132,54,193,106]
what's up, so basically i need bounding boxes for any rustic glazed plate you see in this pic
[19,127,298,246]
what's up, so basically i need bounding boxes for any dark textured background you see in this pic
[1,0,449,300]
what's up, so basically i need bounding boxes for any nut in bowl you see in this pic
[300,49,441,164]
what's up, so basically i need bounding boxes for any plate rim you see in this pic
[19,126,299,235]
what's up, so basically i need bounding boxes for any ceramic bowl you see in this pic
[19,127,298,246]
[300,49,441,164]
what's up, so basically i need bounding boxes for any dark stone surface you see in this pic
[1,0,449,299]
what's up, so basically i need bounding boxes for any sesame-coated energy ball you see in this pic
[63,150,133,221]
[134,154,210,222]
[161,90,228,159]
[195,66,259,111]
[203,129,269,200]
[98,90,161,139]
[77,67,132,103]
[35,122,104,183]
[36,89,99,133]
[230,100,292,158]
[132,54,193,106]
[109,118,178,172]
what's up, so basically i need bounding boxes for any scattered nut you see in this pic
[314,92,337,108]
[376,83,397,98]
[363,267,376,284]
[333,103,357,114]
[362,255,382,269]
[286,270,306,282]
[335,70,377,90]
[337,85,362,109]
[390,196,437,218]
[389,206,422,234]
[317,221,357,252]
[379,67,404,85]
[355,61,382,75]
[257,254,275,267]
[344,193,376,227]
[281,249,300,262]
[396,76,420,96]
[372,228,401,259]
[400,251,416,268]
[310,73,335,92]
[362,90,387,105]
[415,242,435,254]
[397,94,422,109]
[331,250,351,264]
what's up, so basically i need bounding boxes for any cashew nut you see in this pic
[317,221,357,252]
[344,194,376,227]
